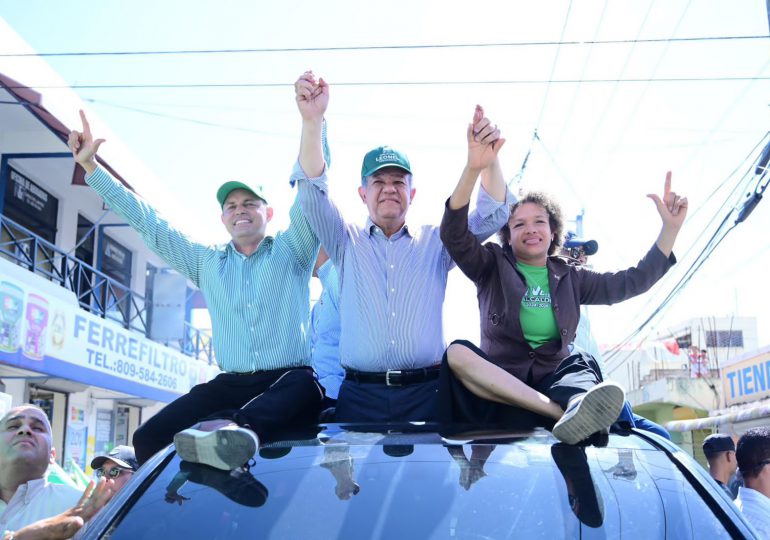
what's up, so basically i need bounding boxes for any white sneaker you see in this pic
[552,382,625,445]
[174,425,259,471]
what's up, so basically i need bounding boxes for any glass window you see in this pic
[706,330,744,348]
[103,438,734,539]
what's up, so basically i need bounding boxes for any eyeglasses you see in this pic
[95,467,132,479]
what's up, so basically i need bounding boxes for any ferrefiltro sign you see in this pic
[0,258,219,402]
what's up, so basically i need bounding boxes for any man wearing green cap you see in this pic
[292,72,512,422]
[68,111,324,471]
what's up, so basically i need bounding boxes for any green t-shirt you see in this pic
[516,262,559,348]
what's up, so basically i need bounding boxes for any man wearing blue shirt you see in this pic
[311,247,344,407]
[68,111,324,470]
[292,72,512,422]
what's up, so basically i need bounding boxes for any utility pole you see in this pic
[766,0,770,34]
[575,209,585,237]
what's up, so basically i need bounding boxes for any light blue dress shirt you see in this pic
[311,260,343,399]
[86,167,319,373]
[737,486,770,538]
[295,166,514,371]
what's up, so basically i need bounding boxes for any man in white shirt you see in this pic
[0,405,117,540]
[735,426,770,537]
[0,405,82,537]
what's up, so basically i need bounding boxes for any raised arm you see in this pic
[647,171,688,256]
[442,106,506,283]
[293,71,349,268]
[441,201,496,284]
[449,105,506,209]
[296,71,328,178]
[578,172,686,305]
[453,105,512,243]
[480,156,506,203]
[68,110,209,284]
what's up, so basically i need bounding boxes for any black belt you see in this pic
[230,367,311,376]
[344,366,440,386]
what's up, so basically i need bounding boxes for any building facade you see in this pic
[0,71,219,475]
[605,316,760,461]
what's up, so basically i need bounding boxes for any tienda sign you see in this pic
[722,349,770,406]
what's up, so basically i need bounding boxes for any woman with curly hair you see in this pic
[439,154,687,444]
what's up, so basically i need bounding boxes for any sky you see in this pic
[1,1,769,363]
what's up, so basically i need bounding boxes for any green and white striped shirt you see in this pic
[86,167,319,373]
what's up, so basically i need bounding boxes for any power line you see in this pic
[616,133,770,329]
[554,0,609,155]
[532,134,586,208]
[1,35,766,58]
[4,76,770,91]
[604,134,770,372]
[581,1,697,267]
[562,0,657,247]
[534,0,573,132]
[605,138,767,368]
[608,58,770,315]
[82,98,292,137]
[81,98,464,151]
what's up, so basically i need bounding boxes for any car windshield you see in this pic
[100,430,732,539]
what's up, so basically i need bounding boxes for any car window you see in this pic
[100,441,733,539]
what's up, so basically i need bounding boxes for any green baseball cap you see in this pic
[361,146,412,181]
[216,181,268,207]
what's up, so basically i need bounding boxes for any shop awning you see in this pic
[666,398,770,432]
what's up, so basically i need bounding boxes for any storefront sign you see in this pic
[103,236,130,272]
[8,168,55,217]
[0,259,220,403]
[94,409,114,455]
[65,421,87,472]
[722,346,770,406]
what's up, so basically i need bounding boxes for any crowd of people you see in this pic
[1,69,767,536]
[702,429,770,536]
[0,405,136,539]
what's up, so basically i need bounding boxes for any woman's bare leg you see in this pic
[447,342,563,420]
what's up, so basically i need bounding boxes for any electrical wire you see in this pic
[604,136,770,373]
[569,0,657,202]
[605,153,767,369]
[512,0,573,191]
[553,0,609,155]
[1,35,765,58]
[608,132,770,334]
[534,0,573,132]
[81,98,295,137]
[584,0,693,203]
[508,130,538,189]
[592,56,770,327]
[532,135,587,208]
[3,76,769,91]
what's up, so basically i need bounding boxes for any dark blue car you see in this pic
[81,424,757,539]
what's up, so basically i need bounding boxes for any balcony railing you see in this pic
[1,213,215,364]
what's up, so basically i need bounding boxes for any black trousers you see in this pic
[437,340,603,429]
[133,367,324,464]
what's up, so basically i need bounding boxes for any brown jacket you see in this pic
[440,202,675,385]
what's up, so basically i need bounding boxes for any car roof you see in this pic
[81,424,758,539]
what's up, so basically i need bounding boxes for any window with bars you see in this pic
[706,330,744,348]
